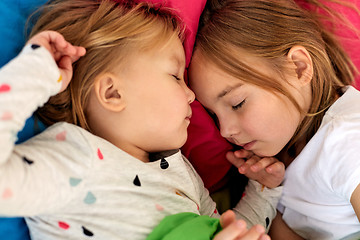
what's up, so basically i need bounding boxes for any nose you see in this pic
[219,115,239,139]
[184,84,195,104]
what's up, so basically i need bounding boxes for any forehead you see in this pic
[167,36,186,65]
[189,46,278,90]
[188,52,237,105]
[151,35,185,68]
[120,35,185,75]
[189,50,233,88]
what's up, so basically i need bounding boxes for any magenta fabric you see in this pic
[127,0,207,67]
[182,101,234,191]
[296,0,360,87]
[182,0,360,192]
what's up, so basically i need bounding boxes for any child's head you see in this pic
[30,0,195,160]
[189,0,357,157]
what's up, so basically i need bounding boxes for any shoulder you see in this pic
[311,88,360,197]
[320,86,360,141]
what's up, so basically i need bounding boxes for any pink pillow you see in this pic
[133,0,206,67]
[297,0,360,88]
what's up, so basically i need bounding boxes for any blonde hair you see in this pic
[196,0,358,156]
[29,0,183,130]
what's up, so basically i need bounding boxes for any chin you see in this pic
[175,136,187,149]
[253,148,279,158]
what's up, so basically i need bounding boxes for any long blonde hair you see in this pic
[196,0,358,156]
[29,0,183,131]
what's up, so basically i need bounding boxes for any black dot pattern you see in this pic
[23,156,34,165]
[133,175,141,186]
[265,217,270,228]
[82,226,94,237]
[160,158,169,169]
[31,44,40,50]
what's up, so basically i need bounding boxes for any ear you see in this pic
[287,45,313,85]
[93,73,125,112]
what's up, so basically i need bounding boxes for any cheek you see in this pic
[256,103,299,142]
[153,91,188,121]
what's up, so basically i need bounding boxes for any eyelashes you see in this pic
[232,99,245,110]
[172,75,181,81]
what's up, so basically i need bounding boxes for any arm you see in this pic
[0,31,85,163]
[192,150,282,232]
[226,149,284,231]
[351,183,360,222]
[172,157,270,240]
[268,211,305,240]
[0,31,85,215]
[231,179,282,233]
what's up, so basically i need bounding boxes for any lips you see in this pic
[240,141,256,150]
[185,110,192,121]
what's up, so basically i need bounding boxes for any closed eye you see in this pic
[172,75,181,81]
[232,100,245,110]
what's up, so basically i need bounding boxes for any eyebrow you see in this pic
[217,83,243,99]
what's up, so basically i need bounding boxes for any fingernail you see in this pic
[260,235,270,240]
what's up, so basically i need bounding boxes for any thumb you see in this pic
[57,55,73,92]
[220,210,236,228]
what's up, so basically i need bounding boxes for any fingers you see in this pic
[28,30,86,64]
[239,155,261,174]
[226,150,262,175]
[227,149,285,188]
[27,31,86,92]
[57,56,73,91]
[235,225,269,240]
[236,155,281,175]
[234,149,254,159]
[46,31,82,59]
[226,151,246,168]
[265,161,285,176]
[214,222,270,240]
[250,157,277,173]
[213,220,248,240]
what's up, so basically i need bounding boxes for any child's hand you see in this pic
[214,210,270,240]
[27,30,86,92]
[226,149,285,188]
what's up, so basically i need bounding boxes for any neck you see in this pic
[277,139,307,168]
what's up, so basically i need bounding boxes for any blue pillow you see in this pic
[0,0,48,239]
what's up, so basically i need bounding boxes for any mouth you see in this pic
[185,110,192,121]
[239,141,256,150]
